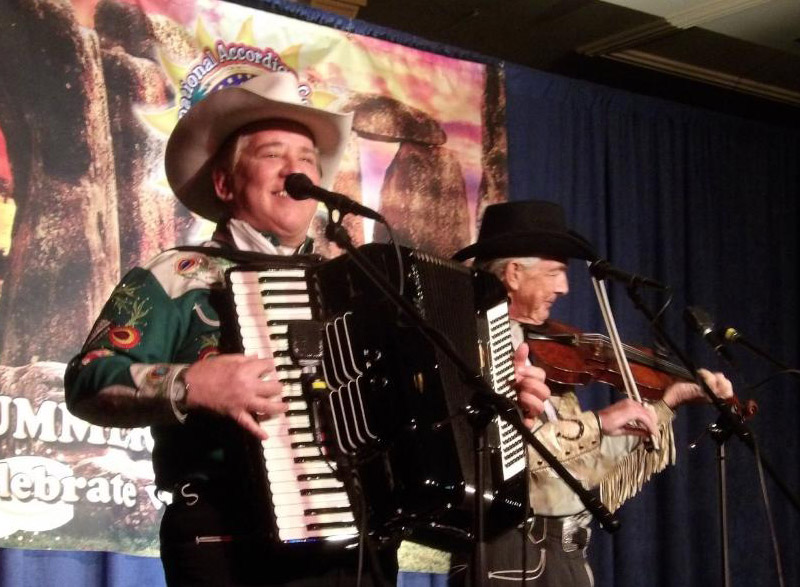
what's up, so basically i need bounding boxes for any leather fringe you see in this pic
[599,421,676,513]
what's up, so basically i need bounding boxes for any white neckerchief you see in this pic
[227,218,301,256]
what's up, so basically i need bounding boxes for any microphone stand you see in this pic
[623,284,800,587]
[727,331,800,374]
[704,416,734,587]
[322,213,620,587]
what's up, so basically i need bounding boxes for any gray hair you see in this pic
[477,257,541,285]
[213,120,322,177]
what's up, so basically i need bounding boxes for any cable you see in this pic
[355,474,366,587]
[753,439,785,587]
[379,219,405,297]
[521,440,531,586]
[744,369,800,393]
[638,284,674,358]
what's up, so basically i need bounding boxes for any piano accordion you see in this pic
[222,244,527,549]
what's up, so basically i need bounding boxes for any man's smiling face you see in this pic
[213,119,321,247]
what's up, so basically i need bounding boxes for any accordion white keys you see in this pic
[226,259,359,545]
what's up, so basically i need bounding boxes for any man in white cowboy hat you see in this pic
[64,71,395,586]
[451,200,733,586]
[64,69,551,586]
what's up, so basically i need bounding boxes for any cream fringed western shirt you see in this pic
[511,320,677,517]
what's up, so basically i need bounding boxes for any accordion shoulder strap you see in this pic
[170,245,321,267]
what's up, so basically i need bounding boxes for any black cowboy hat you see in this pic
[452,200,597,262]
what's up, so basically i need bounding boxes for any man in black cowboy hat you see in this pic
[452,200,733,586]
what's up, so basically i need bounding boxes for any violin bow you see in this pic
[588,265,660,451]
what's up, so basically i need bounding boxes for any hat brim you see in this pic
[452,229,597,262]
[165,85,353,222]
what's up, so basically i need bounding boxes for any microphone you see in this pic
[284,173,384,221]
[683,305,736,363]
[719,323,793,371]
[722,327,743,344]
[588,259,667,290]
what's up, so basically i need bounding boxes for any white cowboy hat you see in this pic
[165,71,353,222]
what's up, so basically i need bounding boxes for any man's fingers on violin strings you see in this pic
[697,368,734,399]
[512,359,550,399]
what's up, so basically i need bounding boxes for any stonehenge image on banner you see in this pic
[0,0,508,555]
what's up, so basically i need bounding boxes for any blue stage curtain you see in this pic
[0,549,166,587]
[505,63,800,587]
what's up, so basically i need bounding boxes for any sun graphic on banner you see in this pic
[137,16,340,139]
[133,15,342,240]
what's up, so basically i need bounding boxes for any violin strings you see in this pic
[577,334,691,380]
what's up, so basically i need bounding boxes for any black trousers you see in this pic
[159,484,398,587]
[448,516,593,586]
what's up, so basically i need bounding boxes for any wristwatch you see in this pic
[169,366,190,423]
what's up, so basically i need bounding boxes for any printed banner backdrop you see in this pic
[0,0,507,556]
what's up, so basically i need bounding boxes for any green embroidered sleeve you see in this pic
[65,251,225,427]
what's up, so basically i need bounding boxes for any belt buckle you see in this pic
[562,530,579,552]
[561,525,590,553]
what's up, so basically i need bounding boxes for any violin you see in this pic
[523,320,758,419]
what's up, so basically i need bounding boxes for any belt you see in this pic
[529,515,591,553]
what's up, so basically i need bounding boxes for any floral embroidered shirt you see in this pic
[65,220,314,492]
